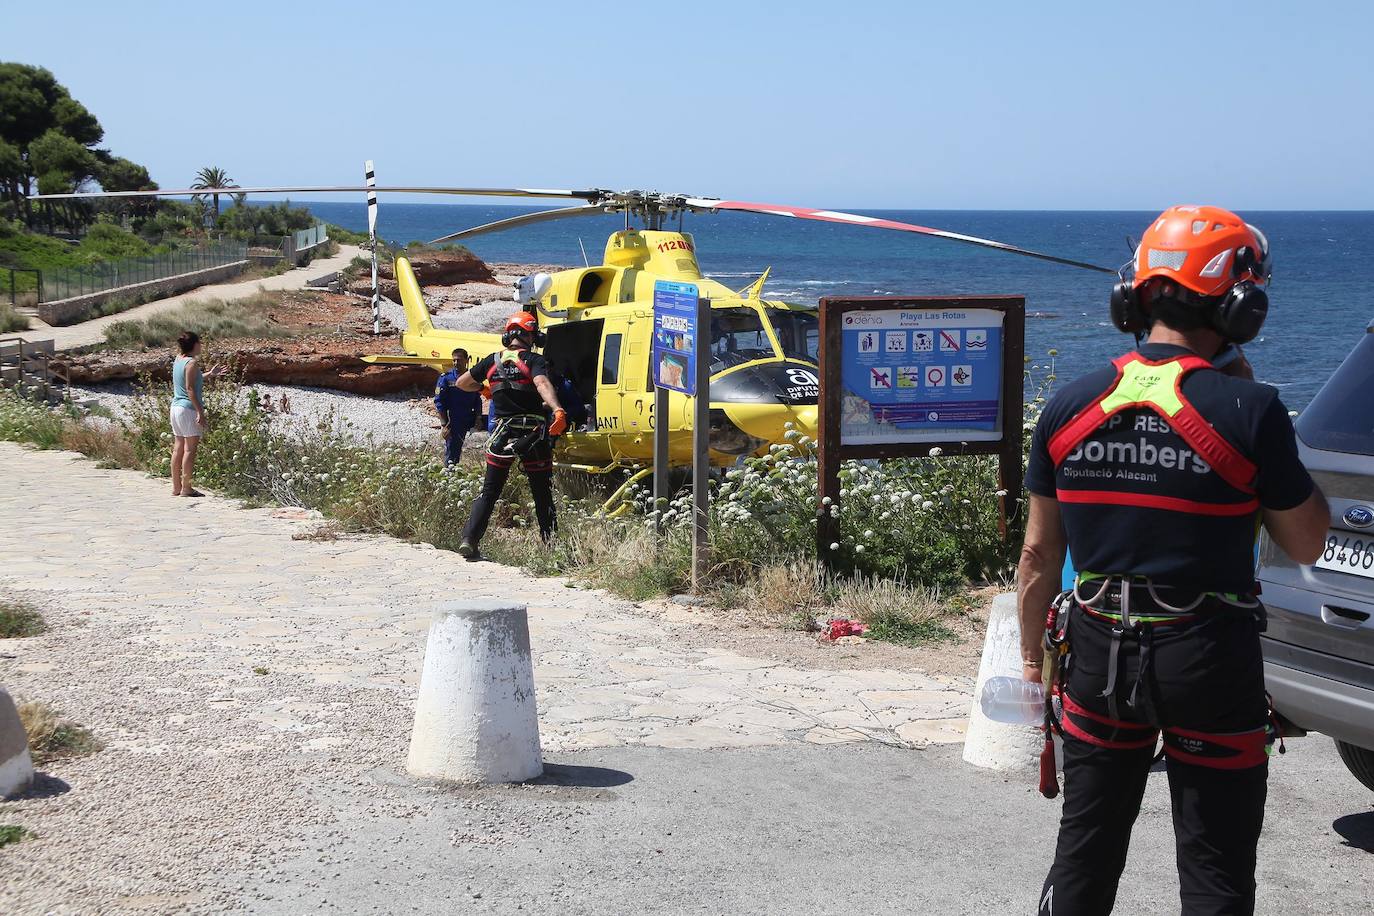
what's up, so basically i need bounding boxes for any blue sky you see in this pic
[3,1,1371,209]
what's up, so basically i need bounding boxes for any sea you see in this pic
[298,202,1374,409]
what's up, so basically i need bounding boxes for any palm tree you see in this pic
[190,166,238,221]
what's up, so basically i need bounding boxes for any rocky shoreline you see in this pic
[55,253,568,397]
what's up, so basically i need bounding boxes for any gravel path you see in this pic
[71,381,451,447]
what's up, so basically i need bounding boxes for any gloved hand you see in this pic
[480,382,493,400]
[548,408,568,437]
[441,424,451,440]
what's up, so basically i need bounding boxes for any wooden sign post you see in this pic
[816,296,1025,570]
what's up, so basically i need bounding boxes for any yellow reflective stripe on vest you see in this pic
[1097,358,1186,417]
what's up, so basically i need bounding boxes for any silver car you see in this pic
[1259,327,1374,792]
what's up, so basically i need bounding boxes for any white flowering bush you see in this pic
[2,356,1060,609]
[634,427,1015,589]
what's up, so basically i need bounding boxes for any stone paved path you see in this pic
[1,245,363,350]
[0,442,976,911]
[0,443,970,754]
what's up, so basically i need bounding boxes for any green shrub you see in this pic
[326,223,369,245]
[0,390,69,448]
[77,223,153,262]
[0,597,46,638]
[0,825,35,847]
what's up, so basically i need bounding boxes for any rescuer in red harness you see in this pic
[1020,206,1330,915]
[455,307,567,561]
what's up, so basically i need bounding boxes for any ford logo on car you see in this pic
[1343,505,1374,529]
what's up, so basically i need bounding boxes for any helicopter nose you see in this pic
[720,402,818,450]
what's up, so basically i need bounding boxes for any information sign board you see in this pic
[817,296,1026,567]
[653,280,699,395]
[840,307,1006,444]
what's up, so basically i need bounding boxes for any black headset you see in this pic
[1110,243,1270,344]
[501,319,547,350]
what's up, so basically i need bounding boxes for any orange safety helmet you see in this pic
[501,311,542,348]
[505,311,538,336]
[1132,205,1271,297]
[1111,205,1273,343]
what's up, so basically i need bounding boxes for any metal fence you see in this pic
[38,241,249,303]
[2,268,41,306]
[294,222,329,252]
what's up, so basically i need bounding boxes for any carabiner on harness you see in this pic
[487,414,549,460]
[1039,590,1074,799]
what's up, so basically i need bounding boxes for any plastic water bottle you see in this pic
[978,676,1046,726]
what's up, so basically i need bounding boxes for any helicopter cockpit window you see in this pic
[768,310,819,363]
[710,308,776,370]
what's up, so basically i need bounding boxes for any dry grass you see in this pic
[292,522,342,542]
[0,303,29,333]
[832,575,957,646]
[59,421,139,469]
[744,561,823,630]
[0,597,45,638]
[485,519,691,601]
[16,701,102,765]
[102,290,292,349]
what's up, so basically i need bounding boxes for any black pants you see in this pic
[1041,605,1270,916]
[460,440,555,547]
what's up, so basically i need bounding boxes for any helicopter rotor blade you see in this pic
[428,203,605,245]
[680,198,1115,274]
[30,186,605,202]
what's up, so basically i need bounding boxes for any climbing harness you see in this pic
[487,414,550,463]
[1037,575,1279,800]
[486,348,537,398]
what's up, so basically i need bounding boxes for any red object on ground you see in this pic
[826,619,867,640]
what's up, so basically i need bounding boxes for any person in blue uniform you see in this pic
[433,348,482,465]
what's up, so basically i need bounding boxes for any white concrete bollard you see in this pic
[963,592,1044,770]
[407,600,543,784]
[0,687,35,799]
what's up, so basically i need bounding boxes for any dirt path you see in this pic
[2,245,363,351]
[0,442,973,912]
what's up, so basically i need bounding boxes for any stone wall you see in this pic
[38,261,249,326]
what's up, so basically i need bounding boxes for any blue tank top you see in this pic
[172,356,201,409]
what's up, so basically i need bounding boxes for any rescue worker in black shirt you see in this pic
[454,309,566,560]
[1019,206,1329,915]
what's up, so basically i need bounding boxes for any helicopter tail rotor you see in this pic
[365,160,380,335]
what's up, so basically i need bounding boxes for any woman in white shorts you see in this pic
[169,331,219,496]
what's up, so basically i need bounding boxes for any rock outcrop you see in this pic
[56,348,433,397]
[350,247,495,299]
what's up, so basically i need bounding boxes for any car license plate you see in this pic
[1314,530,1374,579]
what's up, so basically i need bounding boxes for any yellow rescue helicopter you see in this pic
[37,172,1112,472]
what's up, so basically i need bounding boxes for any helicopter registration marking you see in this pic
[656,238,695,253]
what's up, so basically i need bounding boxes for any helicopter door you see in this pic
[596,320,627,437]
[623,310,652,437]
[543,319,602,429]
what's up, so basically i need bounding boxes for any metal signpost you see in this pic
[816,296,1025,570]
[651,281,711,589]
